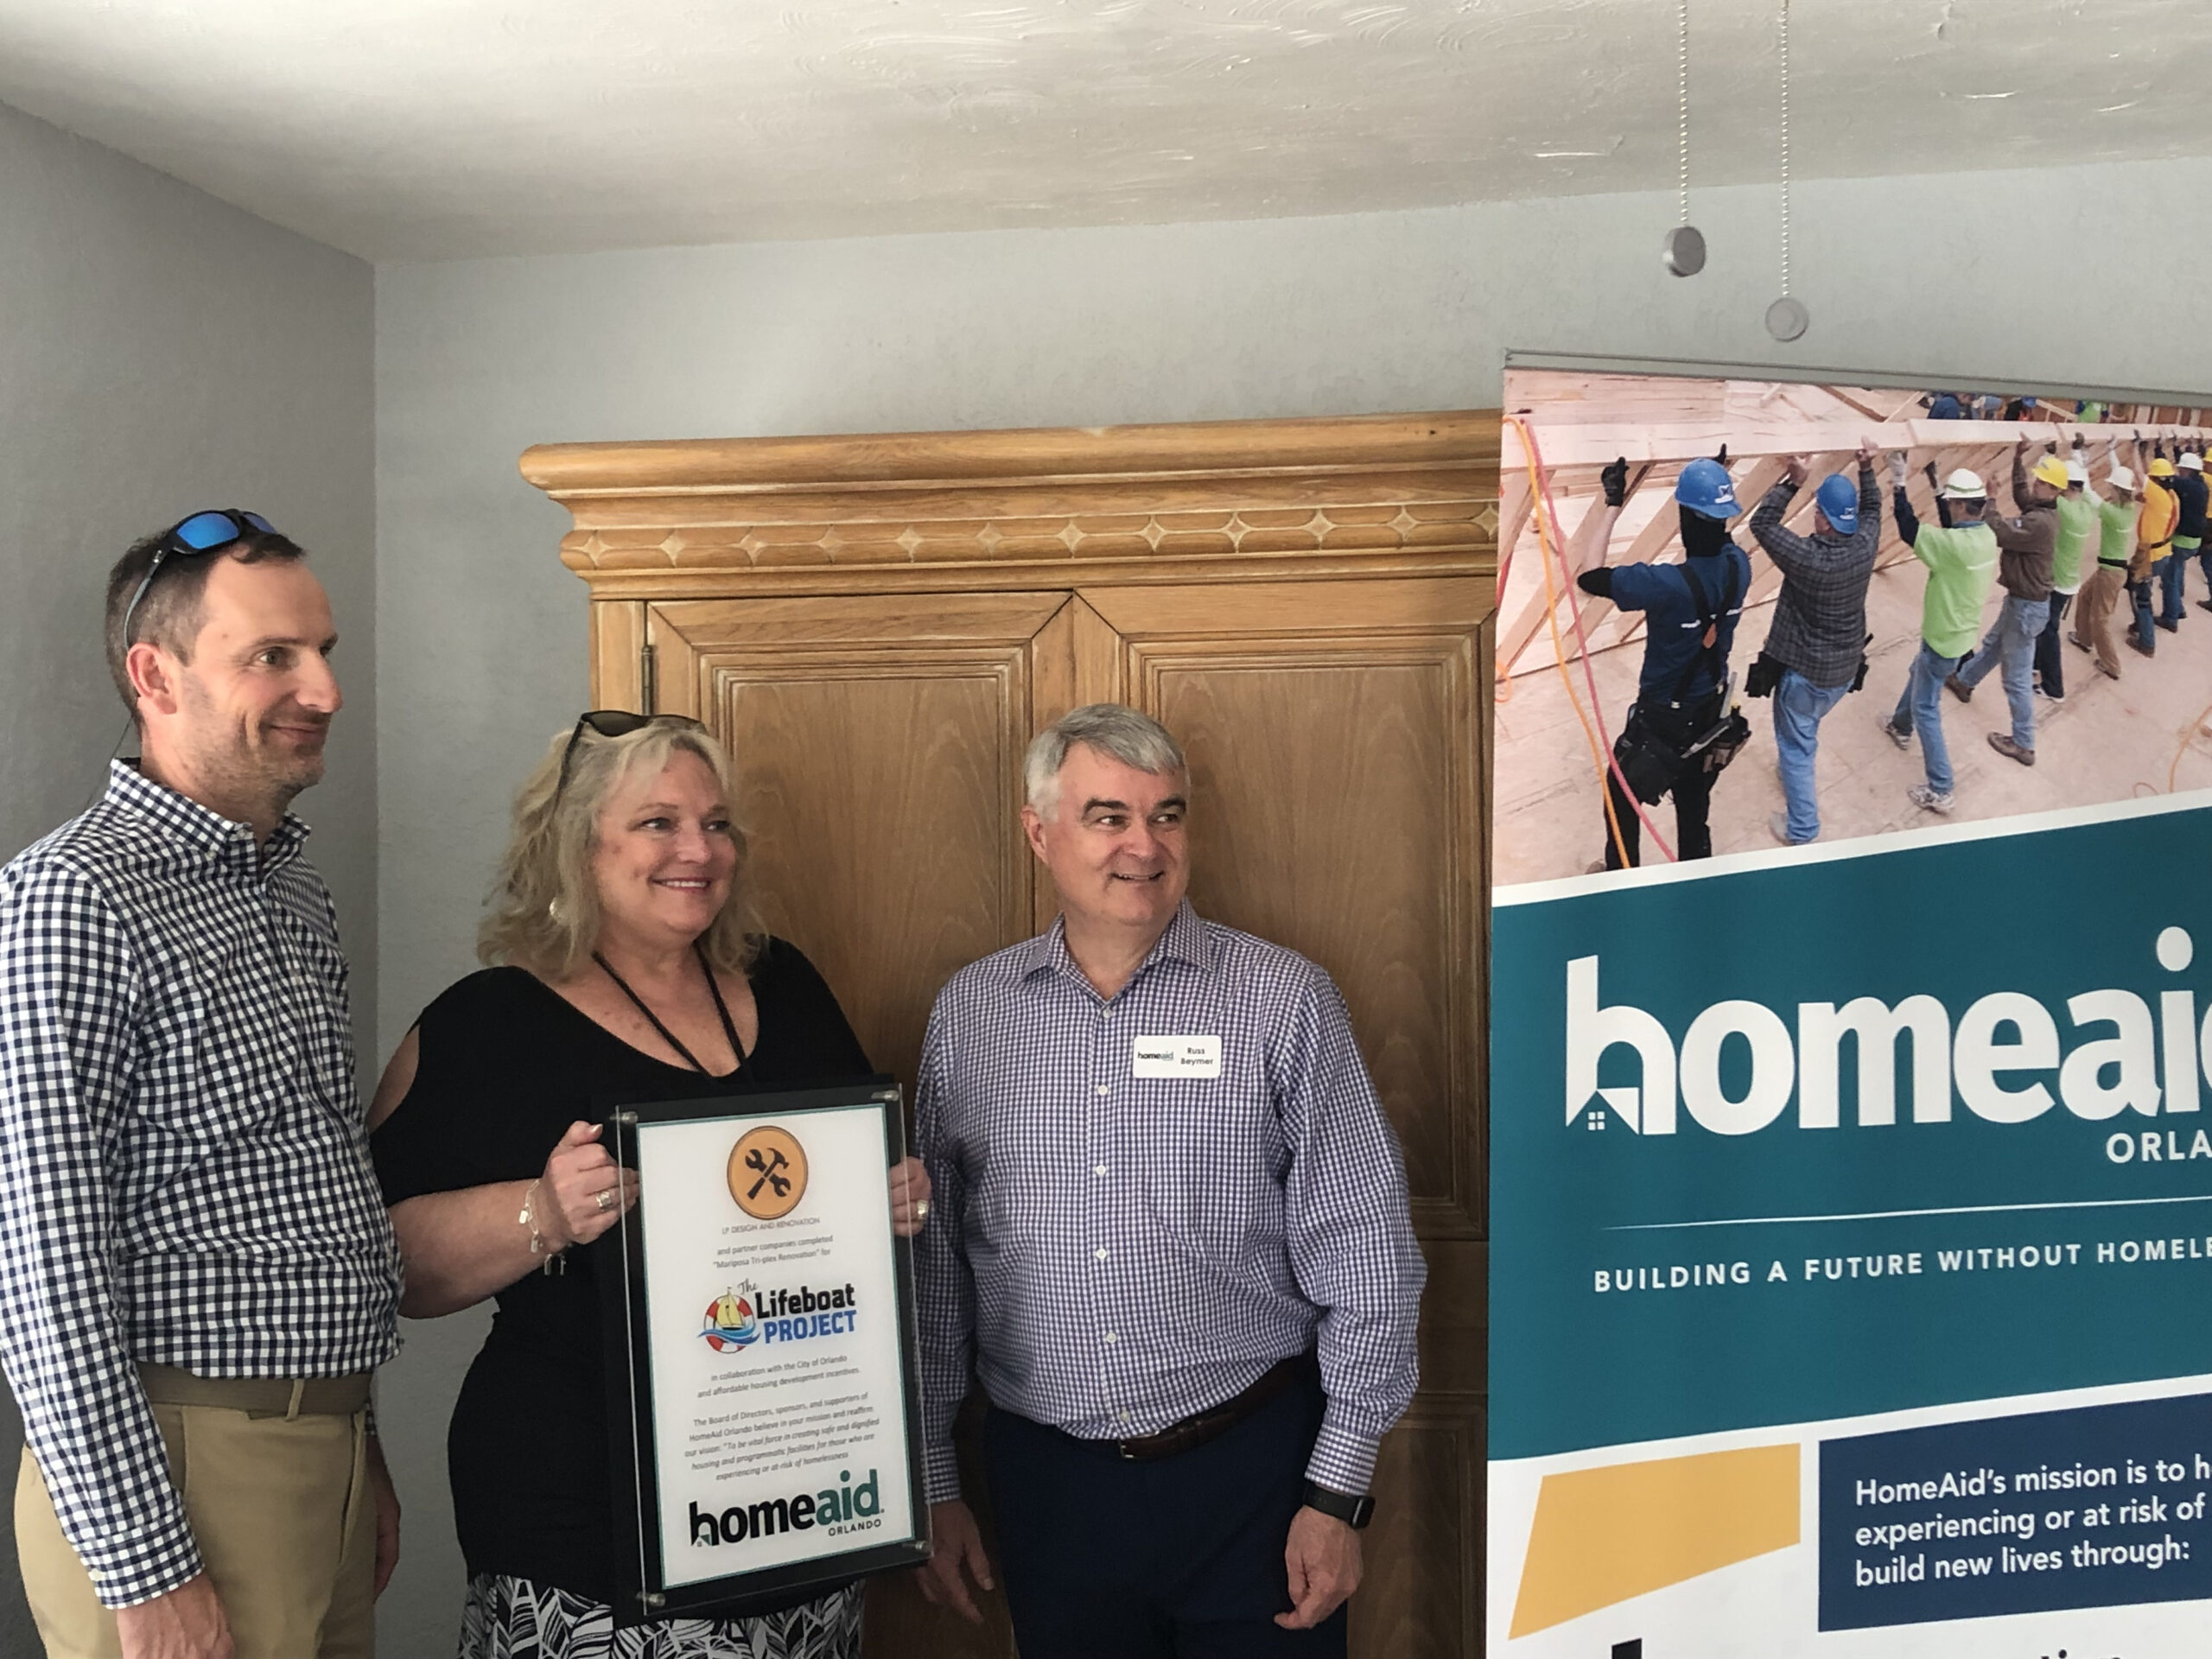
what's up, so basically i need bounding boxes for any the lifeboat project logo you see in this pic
[700,1288,760,1352]
[728,1125,808,1220]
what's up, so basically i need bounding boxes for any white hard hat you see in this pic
[2182,452,2204,473]
[1940,468,1987,499]
[2109,465,2139,493]
[2064,460,2088,485]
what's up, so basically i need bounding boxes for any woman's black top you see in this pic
[371,942,872,1607]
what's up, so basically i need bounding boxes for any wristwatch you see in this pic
[1300,1479,1376,1530]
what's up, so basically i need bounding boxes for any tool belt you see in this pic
[139,1363,372,1421]
[1102,1353,1314,1463]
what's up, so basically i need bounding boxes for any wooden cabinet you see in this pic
[524,411,1498,1657]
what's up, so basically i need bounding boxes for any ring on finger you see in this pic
[913,1198,930,1221]
[594,1188,615,1212]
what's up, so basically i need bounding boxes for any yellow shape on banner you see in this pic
[1509,1443,1800,1637]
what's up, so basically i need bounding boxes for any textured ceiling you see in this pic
[0,0,2202,261]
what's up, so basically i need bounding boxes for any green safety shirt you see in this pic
[2052,493,2098,591]
[2097,495,2139,567]
[1914,521,1999,658]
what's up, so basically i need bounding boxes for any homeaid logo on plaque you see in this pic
[690,1467,885,1547]
[728,1124,808,1219]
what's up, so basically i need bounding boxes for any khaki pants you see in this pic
[16,1387,374,1659]
[2075,564,2126,677]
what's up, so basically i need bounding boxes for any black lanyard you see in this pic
[593,944,746,1076]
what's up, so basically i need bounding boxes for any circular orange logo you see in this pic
[728,1126,808,1220]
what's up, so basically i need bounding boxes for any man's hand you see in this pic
[1277,1505,1362,1630]
[1781,454,1808,490]
[1887,453,1909,490]
[368,1434,401,1598]
[915,1498,995,1623]
[1856,439,1878,470]
[115,1573,232,1659]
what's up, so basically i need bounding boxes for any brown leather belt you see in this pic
[138,1363,372,1421]
[1109,1354,1313,1463]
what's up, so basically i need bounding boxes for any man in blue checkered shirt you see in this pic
[911,704,1425,1656]
[0,516,402,1658]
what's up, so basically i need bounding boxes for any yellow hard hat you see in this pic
[2031,455,2069,491]
[2149,458,2178,479]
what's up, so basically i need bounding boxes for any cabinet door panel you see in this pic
[647,592,1065,1091]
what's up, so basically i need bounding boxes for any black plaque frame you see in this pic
[601,1080,932,1626]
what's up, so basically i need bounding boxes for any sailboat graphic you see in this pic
[700,1286,760,1352]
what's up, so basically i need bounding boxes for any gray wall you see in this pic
[369,151,2212,1656]
[0,100,375,1647]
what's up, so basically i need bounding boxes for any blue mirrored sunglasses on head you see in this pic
[119,509,279,646]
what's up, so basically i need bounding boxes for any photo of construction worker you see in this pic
[1878,462,1997,811]
[2157,443,2203,629]
[2035,447,2098,698]
[2133,449,2179,653]
[1942,444,2064,771]
[1570,454,1751,870]
[1495,369,2212,887]
[1746,448,1880,845]
[2074,446,2141,677]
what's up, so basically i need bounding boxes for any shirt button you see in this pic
[1103,1331,1118,1344]
[1094,1084,1109,1096]
[1093,1164,1108,1177]
[1094,1247,1109,1261]
[1119,1411,1132,1423]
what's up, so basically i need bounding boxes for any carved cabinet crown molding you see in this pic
[521,409,1501,599]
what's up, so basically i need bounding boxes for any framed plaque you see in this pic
[602,1081,931,1624]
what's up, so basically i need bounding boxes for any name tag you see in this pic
[1132,1036,1222,1079]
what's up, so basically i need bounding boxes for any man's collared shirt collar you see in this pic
[1020,898,1216,995]
[105,759,311,875]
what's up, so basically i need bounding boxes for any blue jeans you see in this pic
[2162,545,2191,623]
[1774,667,1850,842]
[1891,641,1965,794]
[1953,594,2050,749]
[2034,590,2074,698]
[2130,577,2158,649]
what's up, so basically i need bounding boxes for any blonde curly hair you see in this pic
[478,720,765,981]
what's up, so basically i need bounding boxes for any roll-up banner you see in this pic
[1489,367,2212,1654]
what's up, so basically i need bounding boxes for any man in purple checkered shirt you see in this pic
[911,704,1424,1657]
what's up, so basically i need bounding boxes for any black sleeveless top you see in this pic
[371,943,873,1606]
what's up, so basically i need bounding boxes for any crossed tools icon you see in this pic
[746,1145,792,1201]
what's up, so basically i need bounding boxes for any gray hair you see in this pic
[1024,703,1187,818]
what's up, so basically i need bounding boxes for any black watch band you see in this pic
[1300,1478,1375,1530]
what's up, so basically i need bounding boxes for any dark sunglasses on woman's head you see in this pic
[554,710,709,803]
[118,509,281,647]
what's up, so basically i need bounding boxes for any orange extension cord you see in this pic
[1503,416,1679,866]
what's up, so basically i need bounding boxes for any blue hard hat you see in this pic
[1815,473,1859,534]
[1675,457,1740,519]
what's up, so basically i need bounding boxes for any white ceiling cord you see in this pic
[1662,0,1706,276]
[1765,0,1809,339]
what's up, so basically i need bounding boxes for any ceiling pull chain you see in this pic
[1662,0,1707,276]
[1765,0,1809,339]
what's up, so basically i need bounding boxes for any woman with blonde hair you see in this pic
[370,712,928,1659]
